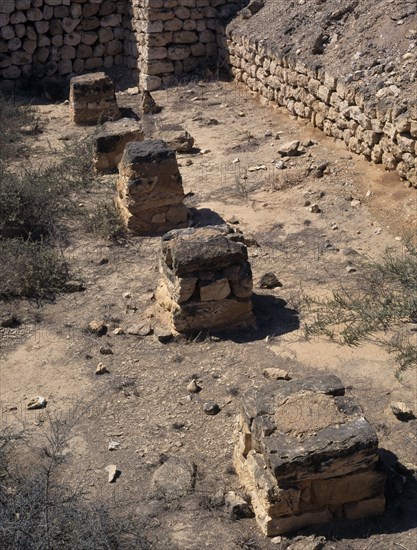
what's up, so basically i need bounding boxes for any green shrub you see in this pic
[84,200,126,242]
[304,245,417,376]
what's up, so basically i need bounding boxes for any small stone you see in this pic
[350,199,361,207]
[258,272,282,289]
[108,440,120,451]
[99,346,113,355]
[96,362,109,375]
[264,130,272,137]
[187,378,201,393]
[1,314,19,328]
[391,402,415,421]
[271,536,282,544]
[287,535,326,550]
[201,148,210,154]
[27,396,47,410]
[64,280,85,293]
[113,327,124,335]
[224,491,254,519]
[123,292,131,299]
[203,401,220,415]
[238,111,245,117]
[126,323,152,336]
[142,90,161,114]
[227,216,239,225]
[304,200,311,206]
[87,320,107,336]
[263,368,291,380]
[278,140,300,156]
[105,464,119,483]
[346,266,357,273]
[310,203,321,213]
[274,161,285,169]
[232,157,240,164]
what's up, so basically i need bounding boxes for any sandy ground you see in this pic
[1,78,416,550]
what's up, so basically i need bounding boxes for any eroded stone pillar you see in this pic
[116,139,188,235]
[69,72,120,126]
[156,225,255,333]
[234,375,386,536]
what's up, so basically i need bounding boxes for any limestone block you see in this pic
[93,118,144,173]
[116,140,187,235]
[156,225,255,333]
[234,375,385,536]
[69,72,120,126]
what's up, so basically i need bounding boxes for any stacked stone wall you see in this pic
[221,29,417,187]
[132,0,244,91]
[0,0,138,91]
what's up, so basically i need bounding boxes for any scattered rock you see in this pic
[96,363,109,375]
[346,265,357,273]
[224,491,254,519]
[126,322,152,336]
[108,440,120,451]
[351,199,361,207]
[263,368,291,380]
[287,535,326,550]
[227,216,239,225]
[27,396,47,410]
[142,90,161,114]
[258,272,282,289]
[64,280,85,293]
[310,203,321,213]
[113,328,124,335]
[278,140,300,156]
[203,401,221,415]
[187,378,201,393]
[87,320,107,336]
[391,402,416,422]
[1,314,19,328]
[99,347,113,355]
[149,457,195,501]
[105,464,119,483]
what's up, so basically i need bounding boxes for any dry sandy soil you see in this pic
[1,78,417,549]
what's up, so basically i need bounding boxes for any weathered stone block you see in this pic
[156,225,255,333]
[93,117,144,173]
[234,375,385,536]
[69,72,120,126]
[116,140,187,235]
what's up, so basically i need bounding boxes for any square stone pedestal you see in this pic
[234,375,386,536]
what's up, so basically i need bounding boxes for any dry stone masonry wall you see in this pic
[0,0,138,91]
[221,29,417,188]
[133,0,244,91]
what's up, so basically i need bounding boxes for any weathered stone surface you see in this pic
[93,117,144,173]
[116,140,187,235]
[149,457,195,501]
[234,375,385,536]
[69,72,120,126]
[156,225,255,333]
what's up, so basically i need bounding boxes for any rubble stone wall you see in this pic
[134,0,244,91]
[0,0,138,91]
[221,29,417,188]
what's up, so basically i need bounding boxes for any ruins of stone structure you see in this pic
[234,375,386,536]
[155,225,255,333]
[69,72,120,125]
[116,139,188,235]
[93,117,144,173]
